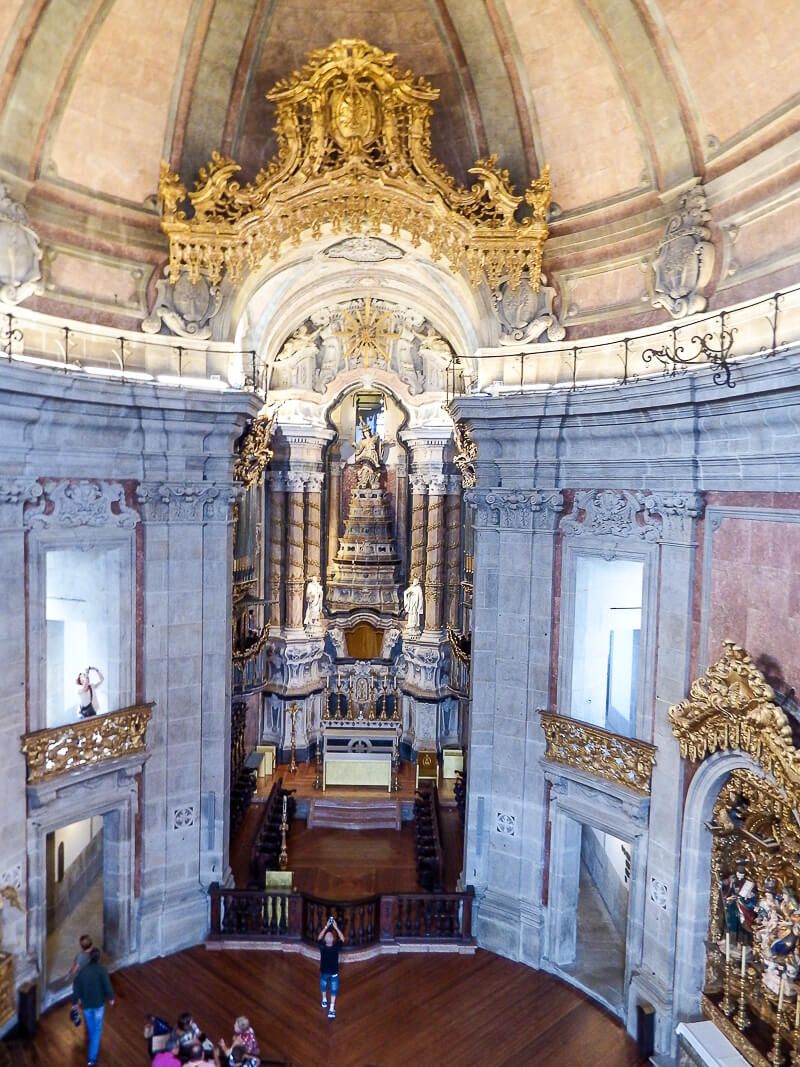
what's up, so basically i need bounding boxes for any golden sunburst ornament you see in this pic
[334,298,401,368]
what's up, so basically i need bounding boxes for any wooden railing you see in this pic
[208,884,474,949]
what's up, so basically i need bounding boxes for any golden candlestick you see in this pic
[772,978,786,1067]
[792,990,800,1066]
[289,702,299,774]
[721,936,735,1017]
[314,727,323,790]
[368,676,376,721]
[734,949,750,1031]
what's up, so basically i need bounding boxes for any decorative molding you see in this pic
[469,489,564,531]
[323,236,404,263]
[540,711,656,795]
[136,482,236,523]
[493,272,565,344]
[452,421,477,489]
[21,704,153,784]
[648,183,715,319]
[234,409,276,491]
[560,489,703,543]
[649,877,669,911]
[495,812,516,837]
[142,266,225,339]
[0,183,42,305]
[172,806,196,830]
[24,480,139,530]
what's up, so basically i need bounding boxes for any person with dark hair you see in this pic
[318,915,345,1019]
[72,947,114,1066]
[68,934,94,1024]
[76,666,104,717]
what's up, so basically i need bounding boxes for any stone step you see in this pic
[307,798,401,831]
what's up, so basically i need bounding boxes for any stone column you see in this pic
[444,484,462,629]
[285,473,306,631]
[305,472,324,580]
[424,477,446,631]
[326,455,341,583]
[267,472,285,630]
[410,477,428,582]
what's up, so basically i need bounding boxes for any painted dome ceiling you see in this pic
[1,0,799,333]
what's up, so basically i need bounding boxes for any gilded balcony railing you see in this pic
[21,703,153,784]
[539,710,656,795]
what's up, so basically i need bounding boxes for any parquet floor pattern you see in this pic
[19,946,648,1067]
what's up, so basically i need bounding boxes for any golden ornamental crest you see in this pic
[158,39,550,293]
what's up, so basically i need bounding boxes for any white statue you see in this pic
[403,575,424,632]
[380,626,402,659]
[304,576,324,628]
[328,625,346,657]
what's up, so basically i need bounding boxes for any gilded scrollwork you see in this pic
[21,704,153,784]
[234,409,276,491]
[452,421,477,489]
[539,711,656,795]
[158,39,550,293]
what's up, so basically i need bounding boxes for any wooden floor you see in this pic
[16,946,648,1067]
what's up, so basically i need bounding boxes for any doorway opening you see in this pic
[44,815,106,992]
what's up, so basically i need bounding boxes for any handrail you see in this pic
[208,883,474,946]
[446,283,800,399]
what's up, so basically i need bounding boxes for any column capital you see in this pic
[137,481,239,523]
[285,472,307,494]
[466,488,564,532]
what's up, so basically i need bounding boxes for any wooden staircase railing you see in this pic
[209,884,474,948]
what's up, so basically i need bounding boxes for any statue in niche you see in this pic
[719,858,757,948]
[328,626,347,658]
[304,576,324,629]
[380,626,402,659]
[353,418,382,468]
[356,464,381,489]
[76,666,104,718]
[403,575,424,633]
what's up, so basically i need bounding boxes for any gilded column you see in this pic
[305,472,324,580]
[268,472,285,630]
[285,473,306,630]
[410,477,428,582]
[444,483,462,629]
[424,476,446,631]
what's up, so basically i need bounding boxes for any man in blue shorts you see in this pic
[317,915,345,1019]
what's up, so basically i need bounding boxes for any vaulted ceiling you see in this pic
[2,0,800,332]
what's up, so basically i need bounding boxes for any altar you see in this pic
[322,724,397,792]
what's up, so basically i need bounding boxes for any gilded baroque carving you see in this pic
[493,272,565,344]
[0,183,42,305]
[234,409,276,491]
[142,266,225,339]
[24,480,138,530]
[649,183,715,319]
[158,39,550,293]
[539,710,657,795]
[21,704,153,783]
[452,421,477,489]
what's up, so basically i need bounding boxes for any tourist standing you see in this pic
[318,915,345,1019]
[72,947,114,1066]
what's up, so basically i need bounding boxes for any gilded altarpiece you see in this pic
[670,642,800,1066]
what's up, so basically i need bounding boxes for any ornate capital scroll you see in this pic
[158,39,550,294]
[668,642,799,794]
[24,480,139,530]
[234,409,276,491]
[540,711,657,795]
[560,488,704,543]
[21,703,153,784]
[136,482,234,523]
[468,488,564,532]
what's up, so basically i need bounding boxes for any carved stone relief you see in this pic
[25,480,139,529]
[560,489,704,543]
[269,299,453,396]
[493,272,565,344]
[323,236,404,263]
[649,183,715,318]
[468,489,565,531]
[0,183,42,305]
[142,267,225,339]
[136,482,237,523]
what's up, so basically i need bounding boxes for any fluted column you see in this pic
[285,472,306,630]
[424,477,446,631]
[305,472,324,580]
[445,484,462,629]
[410,477,428,582]
[268,472,285,630]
